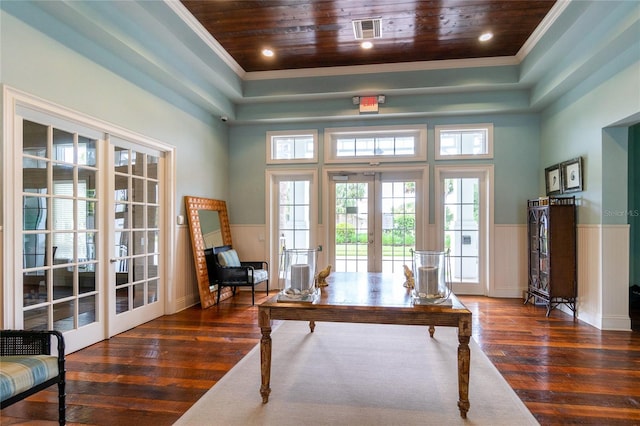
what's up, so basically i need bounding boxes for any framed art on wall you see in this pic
[545,164,562,195]
[561,157,583,193]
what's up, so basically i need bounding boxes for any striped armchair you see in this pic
[1,330,65,425]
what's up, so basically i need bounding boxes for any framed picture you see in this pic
[545,164,562,195]
[561,157,583,193]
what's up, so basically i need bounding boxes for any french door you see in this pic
[108,138,165,336]
[267,169,318,283]
[6,90,170,353]
[19,118,105,353]
[435,166,492,295]
[328,168,425,273]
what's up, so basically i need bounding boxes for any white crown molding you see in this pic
[164,0,246,78]
[517,0,572,61]
[244,56,519,81]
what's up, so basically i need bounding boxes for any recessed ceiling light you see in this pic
[262,48,274,57]
[479,32,493,42]
[361,41,374,49]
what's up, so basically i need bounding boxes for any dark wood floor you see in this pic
[3,292,640,425]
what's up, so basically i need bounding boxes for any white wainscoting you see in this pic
[576,225,602,327]
[173,224,200,312]
[601,224,631,330]
[492,225,528,298]
[575,224,631,331]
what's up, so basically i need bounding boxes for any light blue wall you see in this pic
[540,50,640,224]
[0,10,229,220]
[229,114,540,226]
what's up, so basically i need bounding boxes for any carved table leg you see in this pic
[428,325,435,338]
[457,333,471,418]
[259,310,272,403]
[309,320,316,332]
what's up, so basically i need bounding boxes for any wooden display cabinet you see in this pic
[525,196,577,316]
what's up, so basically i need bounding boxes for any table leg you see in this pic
[457,333,471,418]
[259,310,272,403]
[428,325,435,337]
[309,320,316,332]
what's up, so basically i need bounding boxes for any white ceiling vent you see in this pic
[352,18,382,40]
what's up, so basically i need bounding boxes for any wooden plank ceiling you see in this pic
[180,0,556,72]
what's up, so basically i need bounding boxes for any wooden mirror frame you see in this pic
[185,196,232,308]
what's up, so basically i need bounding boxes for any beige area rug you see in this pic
[175,321,538,426]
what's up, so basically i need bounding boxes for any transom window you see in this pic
[435,124,493,160]
[266,130,318,164]
[325,125,427,164]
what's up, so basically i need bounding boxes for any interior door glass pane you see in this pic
[78,168,97,196]
[52,197,74,230]
[116,287,129,314]
[114,147,129,172]
[53,300,75,331]
[53,266,73,300]
[23,158,48,193]
[115,231,129,258]
[148,255,158,278]
[147,206,158,228]
[78,136,97,166]
[52,165,73,191]
[24,306,48,330]
[23,120,48,157]
[133,231,146,254]
[23,233,48,268]
[132,205,144,228]
[115,203,128,229]
[78,232,96,260]
[80,201,98,230]
[53,129,74,163]
[132,151,144,176]
[133,283,145,309]
[147,181,158,203]
[147,155,158,179]
[79,269,96,294]
[132,177,144,202]
[24,270,47,306]
[78,295,97,326]
[52,232,74,264]
[115,175,128,200]
[148,280,158,303]
[148,231,159,253]
[132,256,145,282]
[23,196,48,230]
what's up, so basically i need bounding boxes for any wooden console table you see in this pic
[258,272,473,418]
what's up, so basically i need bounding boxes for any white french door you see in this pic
[435,166,493,295]
[266,169,318,284]
[108,138,165,336]
[17,117,105,353]
[328,167,426,273]
[5,89,172,353]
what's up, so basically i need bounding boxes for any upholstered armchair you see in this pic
[0,330,66,425]
[204,245,269,305]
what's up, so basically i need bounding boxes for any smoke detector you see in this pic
[352,18,382,40]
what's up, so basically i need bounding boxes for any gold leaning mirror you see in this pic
[185,196,232,308]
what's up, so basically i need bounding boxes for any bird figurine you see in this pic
[403,264,415,289]
[316,264,332,287]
